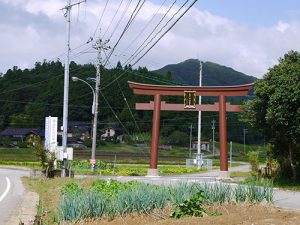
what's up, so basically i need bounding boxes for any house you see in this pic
[101,127,123,141]
[0,127,44,145]
[57,136,86,149]
[57,121,92,140]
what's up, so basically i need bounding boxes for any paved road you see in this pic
[0,167,30,224]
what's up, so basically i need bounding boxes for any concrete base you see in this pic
[218,170,231,180]
[146,168,160,177]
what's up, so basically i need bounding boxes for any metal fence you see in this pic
[186,158,213,171]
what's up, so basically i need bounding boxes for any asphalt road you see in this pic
[0,167,30,224]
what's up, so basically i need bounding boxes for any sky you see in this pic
[1,0,300,78]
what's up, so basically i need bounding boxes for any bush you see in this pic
[61,183,83,196]
[248,150,260,174]
[171,190,207,218]
[0,137,12,147]
[17,141,29,148]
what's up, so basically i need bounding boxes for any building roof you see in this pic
[0,127,44,137]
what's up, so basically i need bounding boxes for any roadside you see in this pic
[0,166,39,225]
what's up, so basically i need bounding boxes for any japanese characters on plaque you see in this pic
[184,91,196,109]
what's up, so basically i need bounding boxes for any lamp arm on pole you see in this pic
[72,77,96,114]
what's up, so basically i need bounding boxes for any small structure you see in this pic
[101,127,123,141]
[0,127,44,145]
[192,141,210,151]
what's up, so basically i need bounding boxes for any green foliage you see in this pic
[234,184,247,202]
[0,137,12,147]
[247,150,260,174]
[59,191,107,221]
[28,134,56,175]
[168,130,189,146]
[242,50,300,180]
[17,141,29,148]
[72,160,112,170]
[90,179,139,198]
[171,190,207,219]
[61,183,83,196]
[201,183,232,204]
[115,184,168,215]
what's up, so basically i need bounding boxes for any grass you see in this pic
[213,142,266,162]
[0,148,38,162]
[72,165,207,176]
[272,179,300,191]
[230,171,252,178]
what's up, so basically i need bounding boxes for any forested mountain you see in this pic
[154,59,257,86]
[0,60,261,145]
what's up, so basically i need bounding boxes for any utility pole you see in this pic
[243,127,248,155]
[212,119,215,157]
[90,36,110,171]
[189,124,193,158]
[61,0,86,177]
[230,141,232,168]
[197,60,202,169]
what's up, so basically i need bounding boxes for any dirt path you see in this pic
[72,204,300,225]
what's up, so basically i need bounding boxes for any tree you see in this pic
[168,130,189,146]
[242,51,300,180]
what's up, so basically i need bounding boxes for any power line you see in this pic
[124,0,179,65]
[102,0,125,39]
[104,0,146,66]
[91,0,111,40]
[131,0,198,67]
[120,0,169,56]
[106,0,133,41]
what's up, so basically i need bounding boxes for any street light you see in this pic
[72,77,96,115]
[72,76,97,171]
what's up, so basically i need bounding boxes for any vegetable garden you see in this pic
[58,179,273,222]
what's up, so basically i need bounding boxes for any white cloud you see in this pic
[0,0,300,78]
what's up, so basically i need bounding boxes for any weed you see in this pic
[171,190,207,219]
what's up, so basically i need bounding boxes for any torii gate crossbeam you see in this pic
[128,81,254,178]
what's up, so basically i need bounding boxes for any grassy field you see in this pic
[0,148,38,162]
[0,142,255,169]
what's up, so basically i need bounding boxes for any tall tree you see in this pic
[242,50,300,180]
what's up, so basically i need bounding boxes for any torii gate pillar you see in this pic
[148,94,161,176]
[128,81,254,178]
[219,95,228,176]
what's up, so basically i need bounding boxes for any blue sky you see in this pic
[196,0,300,28]
[1,0,300,78]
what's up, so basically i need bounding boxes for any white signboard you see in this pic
[45,116,58,152]
[55,146,73,161]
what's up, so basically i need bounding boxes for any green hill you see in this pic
[154,59,257,86]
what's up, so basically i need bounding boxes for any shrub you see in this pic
[17,141,29,148]
[171,190,207,219]
[91,179,139,197]
[61,183,83,196]
[248,150,260,174]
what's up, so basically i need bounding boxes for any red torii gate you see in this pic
[128,81,254,178]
